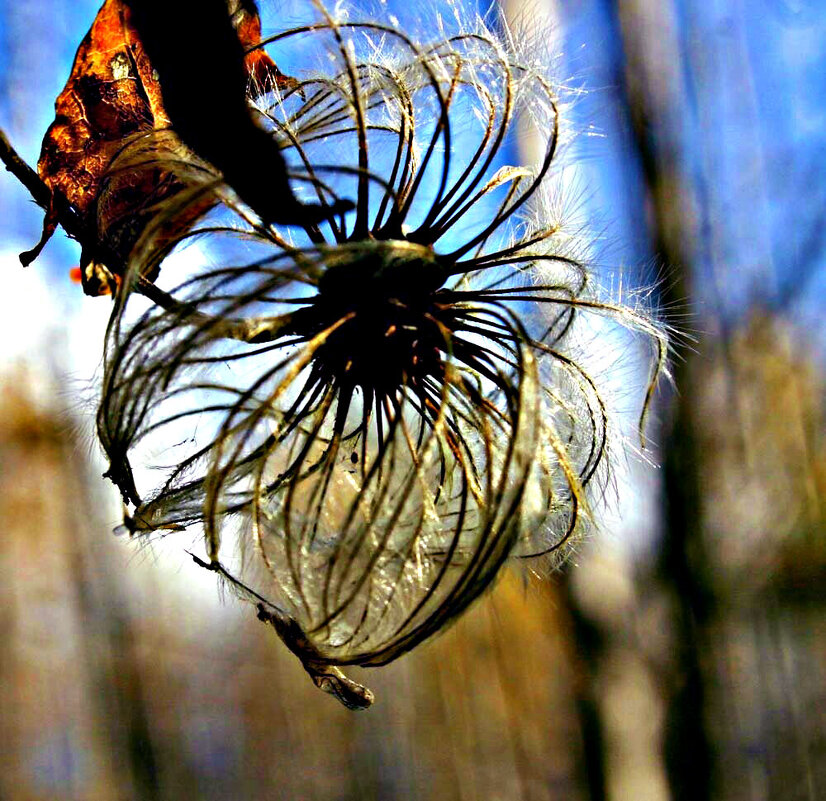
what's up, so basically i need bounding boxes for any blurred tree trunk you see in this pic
[0,372,162,801]
[602,1,716,798]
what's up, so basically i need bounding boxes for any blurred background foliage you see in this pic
[1,0,825,799]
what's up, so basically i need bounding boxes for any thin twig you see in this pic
[0,127,109,262]
[0,129,52,209]
[0,126,95,267]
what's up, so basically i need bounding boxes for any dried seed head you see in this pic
[97,7,667,671]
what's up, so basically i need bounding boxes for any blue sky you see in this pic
[4,0,822,290]
[1,0,823,361]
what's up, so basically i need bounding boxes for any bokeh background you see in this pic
[1,0,825,799]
